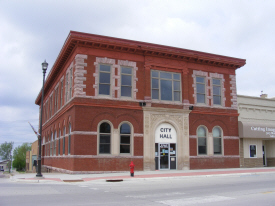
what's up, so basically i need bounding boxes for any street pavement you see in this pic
[8,167,275,183]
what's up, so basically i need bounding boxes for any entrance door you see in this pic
[160,144,169,169]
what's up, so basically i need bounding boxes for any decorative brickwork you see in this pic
[74,54,87,97]
[230,75,237,109]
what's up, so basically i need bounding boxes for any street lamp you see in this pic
[36,60,48,177]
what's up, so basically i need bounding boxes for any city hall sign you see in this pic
[155,123,177,143]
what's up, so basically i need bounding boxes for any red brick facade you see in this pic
[36,31,245,173]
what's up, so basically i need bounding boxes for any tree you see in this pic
[12,143,31,171]
[0,141,14,173]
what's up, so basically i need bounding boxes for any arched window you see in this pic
[120,123,131,154]
[197,126,207,155]
[68,123,71,154]
[63,126,66,155]
[213,127,222,155]
[99,122,111,154]
[50,132,53,156]
[58,129,61,155]
[54,130,57,156]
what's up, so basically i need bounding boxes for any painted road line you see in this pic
[157,195,235,205]
[126,192,186,199]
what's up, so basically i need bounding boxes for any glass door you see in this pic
[160,143,169,169]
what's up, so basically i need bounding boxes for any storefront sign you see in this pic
[250,126,275,137]
[239,121,275,138]
[155,123,177,143]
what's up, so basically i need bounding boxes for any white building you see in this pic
[238,94,275,167]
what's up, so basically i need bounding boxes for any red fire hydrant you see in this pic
[129,161,135,177]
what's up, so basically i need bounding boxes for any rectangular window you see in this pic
[151,70,181,101]
[250,145,257,157]
[196,76,206,104]
[49,96,52,118]
[198,137,207,155]
[99,64,111,95]
[120,135,130,153]
[60,81,63,107]
[121,67,132,97]
[99,135,110,154]
[213,138,222,154]
[213,78,221,105]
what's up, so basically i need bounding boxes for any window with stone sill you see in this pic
[120,67,132,98]
[60,80,63,107]
[68,123,71,155]
[213,127,222,155]
[151,70,181,102]
[99,64,112,96]
[63,126,66,155]
[99,122,111,154]
[197,126,207,155]
[212,78,221,105]
[54,130,57,156]
[120,123,131,154]
[58,129,61,155]
[196,76,206,104]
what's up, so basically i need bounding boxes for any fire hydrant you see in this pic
[129,161,135,177]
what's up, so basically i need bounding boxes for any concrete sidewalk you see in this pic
[9,167,275,183]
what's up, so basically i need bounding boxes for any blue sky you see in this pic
[1,0,275,148]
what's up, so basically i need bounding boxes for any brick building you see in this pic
[35,31,246,173]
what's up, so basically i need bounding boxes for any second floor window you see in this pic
[151,70,181,101]
[60,80,63,107]
[213,78,221,105]
[121,67,132,97]
[99,64,111,95]
[196,76,206,104]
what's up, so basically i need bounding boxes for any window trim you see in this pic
[151,70,182,102]
[54,130,57,156]
[120,66,133,99]
[98,120,113,155]
[196,76,206,105]
[63,126,66,155]
[197,126,208,155]
[118,121,133,155]
[98,64,112,96]
[249,144,257,158]
[68,123,71,155]
[212,126,223,155]
[58,129,61,155]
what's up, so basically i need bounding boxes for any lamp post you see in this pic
[36,60,48,177]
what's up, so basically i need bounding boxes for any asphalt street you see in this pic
[1,171,275,206]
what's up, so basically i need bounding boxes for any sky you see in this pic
[0,0,275,149]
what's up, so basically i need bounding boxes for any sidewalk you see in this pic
[10,167,275,183]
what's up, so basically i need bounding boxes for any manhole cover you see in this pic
[106,179,123,182]
[63,179,84,182]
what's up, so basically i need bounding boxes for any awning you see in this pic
[238,121,275,139]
